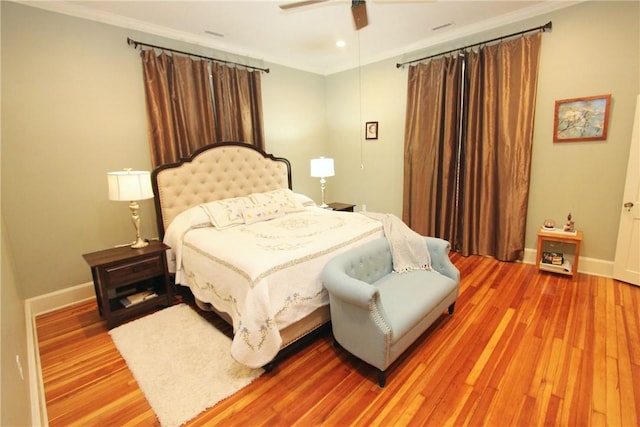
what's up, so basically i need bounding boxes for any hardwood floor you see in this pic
[36,254,640,426]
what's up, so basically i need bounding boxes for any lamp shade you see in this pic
[310,157,335,178]
[107,170,153,201]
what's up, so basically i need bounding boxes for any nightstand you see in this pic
[82,240,174,329]
[536,229,583,279]
[327,202,355,212]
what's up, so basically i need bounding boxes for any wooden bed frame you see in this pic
[151,141,331,367]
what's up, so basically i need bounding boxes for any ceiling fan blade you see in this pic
[279,0,329,10]
[351,0,368,30]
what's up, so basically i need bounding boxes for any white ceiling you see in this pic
[21,0,578,75]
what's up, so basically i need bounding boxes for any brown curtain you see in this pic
[402,56,463,244]
[460,33,541,260]
[210,63,265,148]
[402,32,541,261]
[141,51,264,167]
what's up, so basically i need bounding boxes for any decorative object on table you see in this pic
[365,121,378,140]
[564,212,575,232]
[107,169,154,248]
[543,219,556,230]
[553,94,611,142]
[310,156,335,208]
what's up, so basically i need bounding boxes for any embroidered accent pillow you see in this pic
[250,189,304,213]
[200,197,254,229]
[242,202,285,225]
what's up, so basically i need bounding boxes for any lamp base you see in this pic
[130,237,149,249]
[319,177,328,209]
[128,201,148,249]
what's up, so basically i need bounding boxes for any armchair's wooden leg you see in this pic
[448,302,456,315]
[378,370,387,388]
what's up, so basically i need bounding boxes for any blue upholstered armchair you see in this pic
[322,236,460,387]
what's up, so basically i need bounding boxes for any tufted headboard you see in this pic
[151,142,292,238]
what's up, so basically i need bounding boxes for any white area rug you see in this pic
[109,303,263,427]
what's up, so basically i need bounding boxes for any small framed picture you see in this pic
[365,121,378,140]
[553,94,611,142]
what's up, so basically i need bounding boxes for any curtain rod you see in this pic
[396,21,552,68]
[126,38,270,73]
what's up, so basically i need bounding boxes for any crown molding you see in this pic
[13,0,585,76]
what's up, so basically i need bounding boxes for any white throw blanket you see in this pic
[363,212,432,273]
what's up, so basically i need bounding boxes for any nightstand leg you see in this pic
[90,268,104,316]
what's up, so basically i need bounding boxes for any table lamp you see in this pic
[310,157,335,208]
[107,169,154,248]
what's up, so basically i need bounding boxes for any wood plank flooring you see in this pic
[36,254,640,426]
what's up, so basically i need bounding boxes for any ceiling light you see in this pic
[336,40,346,48]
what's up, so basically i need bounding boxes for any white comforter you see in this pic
[164,206,383,367]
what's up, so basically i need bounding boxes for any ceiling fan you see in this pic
[279,0,368,30]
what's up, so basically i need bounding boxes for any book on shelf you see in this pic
[541,251,564,266]
[120,289,158,308]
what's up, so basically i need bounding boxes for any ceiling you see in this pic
[22,0,577,75]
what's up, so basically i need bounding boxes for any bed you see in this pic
[151,142,383,368]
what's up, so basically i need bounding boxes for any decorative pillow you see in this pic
[200,197,254,229]
[242,202,285,225]
[250,188,305,213]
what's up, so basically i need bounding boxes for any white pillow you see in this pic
[200,196,254,229]
[163,205,211,249]
[250,188,305,213]
[292,192,317,207]
[170,205,212,230]
[242,202,285,224]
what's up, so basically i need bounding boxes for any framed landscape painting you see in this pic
[553,94,611,142]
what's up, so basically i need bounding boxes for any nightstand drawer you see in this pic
[103,255,164,287]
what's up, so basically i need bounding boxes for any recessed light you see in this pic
[336,40,346,47]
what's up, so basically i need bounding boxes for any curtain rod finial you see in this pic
[126,37,139,49]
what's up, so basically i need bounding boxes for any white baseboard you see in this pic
[25,282,95,427]
[27,281,95,316]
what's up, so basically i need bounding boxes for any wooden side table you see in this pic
[82,240,174,328]
[536,229,583,279]
[327,202,355,212]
